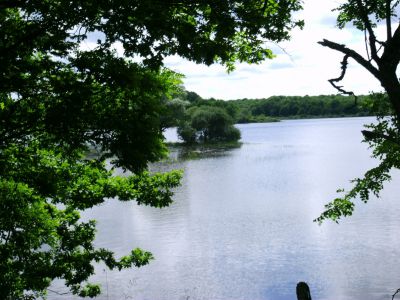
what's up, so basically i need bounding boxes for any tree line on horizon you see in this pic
[164,91,377,144]
[173,90,376,125]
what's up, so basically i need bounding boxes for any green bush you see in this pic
[178,106,241,143]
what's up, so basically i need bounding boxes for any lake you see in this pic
[50,117,400,300]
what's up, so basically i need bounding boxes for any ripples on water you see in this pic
[50,117,400,300]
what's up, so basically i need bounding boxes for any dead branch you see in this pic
[318,39,381,81]
[392,288,400,300]
[327,54,356,101]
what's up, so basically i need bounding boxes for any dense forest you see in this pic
[176,91,374,125]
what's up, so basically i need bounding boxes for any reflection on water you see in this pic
[165,142,242,161]
[50,117,400,300]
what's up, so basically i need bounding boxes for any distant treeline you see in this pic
[182,91,374,124]
[163,91,379,143]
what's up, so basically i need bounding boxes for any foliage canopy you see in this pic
[0,0,302,298]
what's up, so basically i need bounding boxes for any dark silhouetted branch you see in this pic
[364,29,371,61]
[392,288,400,300]
[318,39,381,81]
[387,0,393,41]
[362,130,400,147]
[47,288,70,296]
[327,54,357,103]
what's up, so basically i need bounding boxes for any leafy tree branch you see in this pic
[316,1,400,223]
[1,0,303,297]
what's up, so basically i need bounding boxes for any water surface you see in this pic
[51,117,400,300]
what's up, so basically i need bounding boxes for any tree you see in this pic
[0,0,303,298]
[185,91,203,104]
[160,97,190,128]
[315,0,400,222]
[178,106,241,143]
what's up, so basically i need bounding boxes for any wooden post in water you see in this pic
[296,282,312,300]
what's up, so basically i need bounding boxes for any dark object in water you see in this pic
[296,282,312,300]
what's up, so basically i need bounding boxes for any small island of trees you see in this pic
[177,106,241,144]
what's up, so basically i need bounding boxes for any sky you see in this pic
[163,0,385,100]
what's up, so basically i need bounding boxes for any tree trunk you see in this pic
[380,73,400,120]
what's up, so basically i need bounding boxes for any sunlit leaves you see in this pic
[92,0,303,69]
[315,93,400,223]
[1,0,302,297]
[334,0,398,29]
[0,141,182,297]
[117,248,154,270]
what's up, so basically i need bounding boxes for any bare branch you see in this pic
[327,54,357,102]
[318,39,381,80]
[47,288,71,296]
[269,42,295,63]
[392,288,400,300]
[364,29,370,61]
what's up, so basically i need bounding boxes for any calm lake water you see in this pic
[51,117,400,300]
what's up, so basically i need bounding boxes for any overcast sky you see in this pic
[163,0,385,100]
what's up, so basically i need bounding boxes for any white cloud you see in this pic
[164,0,384,100]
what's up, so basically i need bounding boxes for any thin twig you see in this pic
[267,41,295,63]
[104,268,109,300]
[365,29,371,61]
[47,288,70,295]
[392,288,400,300]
